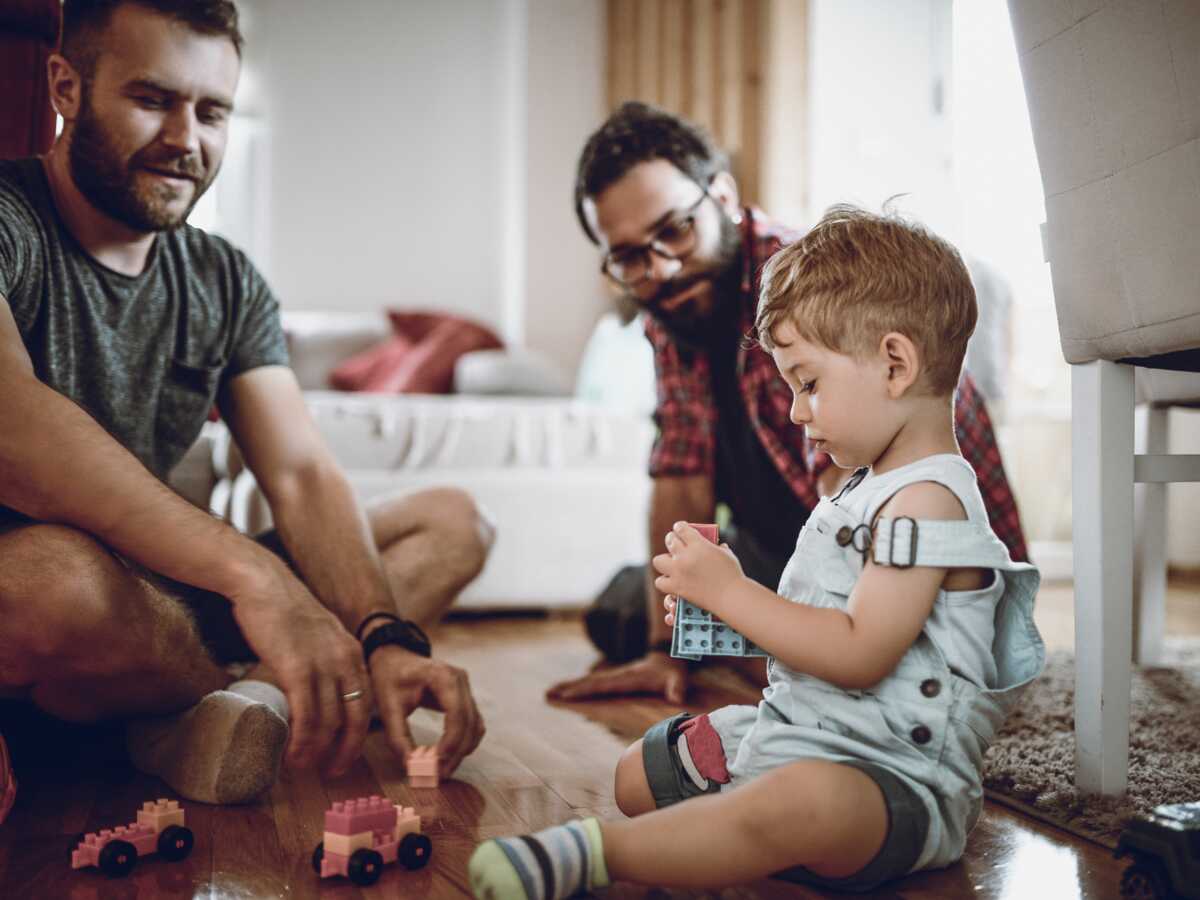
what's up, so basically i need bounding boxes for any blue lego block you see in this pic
[670,597,767,661]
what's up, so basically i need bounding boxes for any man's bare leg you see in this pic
[365,487,495,629]
[0,524,287,804]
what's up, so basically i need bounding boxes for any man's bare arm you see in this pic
[0,293,256,593]
[221,366,485,775]
[645,475,715,645]
[0,295,372,772]
[546,474,714,702]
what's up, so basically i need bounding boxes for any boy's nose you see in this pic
[789,396,810,425]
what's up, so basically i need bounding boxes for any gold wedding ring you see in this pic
[341,689,366,702]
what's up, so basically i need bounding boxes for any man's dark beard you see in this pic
[637,211,743,345]
[69,91,214,232]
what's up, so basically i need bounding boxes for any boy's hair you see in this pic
[574,101,728,244]
[62,0,244,80]
[756,204,977,396]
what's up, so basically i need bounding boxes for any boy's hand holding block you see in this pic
[669,523,768,662]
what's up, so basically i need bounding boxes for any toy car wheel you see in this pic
[310,842,324,874]
[1121,861,1169,900]
[346,847,384,886]
[398,832,433,870]
[98,838,138,878]
[158,824,195,862]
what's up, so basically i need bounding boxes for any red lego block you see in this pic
[406,746,439,788]
[689,523,719,544]
[314,798,432,885]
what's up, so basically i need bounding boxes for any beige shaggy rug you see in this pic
[983,638,1200,848]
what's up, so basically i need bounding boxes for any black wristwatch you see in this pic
[360,618,432,664]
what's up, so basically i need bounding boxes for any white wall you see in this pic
[229,0,606,376]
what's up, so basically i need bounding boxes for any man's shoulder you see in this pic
[748,207,804,254]
[161,223,261,285]
[0,158,49,226]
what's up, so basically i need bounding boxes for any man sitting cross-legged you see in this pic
[0,0,489,805]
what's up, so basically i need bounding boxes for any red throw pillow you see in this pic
[329,312,502,394]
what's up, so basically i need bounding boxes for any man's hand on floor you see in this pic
[546,651,690,704]
[367,646,485,778]
[228,552,372,775]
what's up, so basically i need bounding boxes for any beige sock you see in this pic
[125,687,288,805]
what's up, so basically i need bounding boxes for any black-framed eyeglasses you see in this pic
[600,189,712,288]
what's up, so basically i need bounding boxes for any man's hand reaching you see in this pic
[227,550,372,775]
[367,644,485,779]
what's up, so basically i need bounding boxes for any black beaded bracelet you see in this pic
[361,619,432,664]
[354,611,401,642]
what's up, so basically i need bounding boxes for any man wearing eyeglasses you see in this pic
[547,102,1027,703]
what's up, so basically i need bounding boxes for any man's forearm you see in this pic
[646,475,714,645]
[1,372,257,595]
[264,460,394,634]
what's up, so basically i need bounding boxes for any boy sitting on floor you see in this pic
[468,205,1045,897]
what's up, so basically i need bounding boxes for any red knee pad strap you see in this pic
[678,714,730,784]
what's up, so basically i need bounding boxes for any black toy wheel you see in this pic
[157,824,194,862]
[1120,861,1169,900]
[398,832,433,870]
[346,847,384,886]
[311,842,324,874]
[98,838,138,878]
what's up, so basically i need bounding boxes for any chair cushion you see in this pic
[0,0,60,159]
[1011,0,1200,365]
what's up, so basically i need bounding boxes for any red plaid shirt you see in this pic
[645,207,1029,562]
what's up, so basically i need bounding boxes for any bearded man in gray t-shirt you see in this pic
[0,0,487,806]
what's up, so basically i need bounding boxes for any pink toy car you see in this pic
[70,799,194,878]
[312,795,432,886]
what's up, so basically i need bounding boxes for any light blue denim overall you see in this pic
[706,453,1045,872]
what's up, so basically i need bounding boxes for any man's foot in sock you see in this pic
[469,818,610,900]
[125,685,288,805]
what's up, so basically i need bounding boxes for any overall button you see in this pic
[910,724,932,745]
[836,526,854,546]
[920,678,942,698]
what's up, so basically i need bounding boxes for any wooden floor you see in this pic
[2,574,1198,899]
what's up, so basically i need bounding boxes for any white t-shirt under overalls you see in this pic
[706,453,1045,872]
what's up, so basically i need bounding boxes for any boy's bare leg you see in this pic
[365,487,495,629]
[0,524,287,804]
[469,756,889,897]
[604,758,888,886]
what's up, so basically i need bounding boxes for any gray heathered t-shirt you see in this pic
[0,157,289,523]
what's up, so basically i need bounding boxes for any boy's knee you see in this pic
[614,739,656,817]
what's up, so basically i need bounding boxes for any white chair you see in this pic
[1007,0,1200,796]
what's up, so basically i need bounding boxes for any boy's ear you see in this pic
[879,332,921,398]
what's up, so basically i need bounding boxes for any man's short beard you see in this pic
[640,211,743,344]
[69,88,214,233]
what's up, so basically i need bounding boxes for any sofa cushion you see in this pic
[330,312,503,394]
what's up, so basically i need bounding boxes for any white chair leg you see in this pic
[1133,405,1169,666]
[1072,360,1134,796]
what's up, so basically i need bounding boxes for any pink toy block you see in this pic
[406,746,440,788]
[0,733,15,826]
[689,522,719,544]
[70,799,194,877]
[324,795,396,836]
[313,797,431,886]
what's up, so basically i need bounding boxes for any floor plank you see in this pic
[2,574,1197,898]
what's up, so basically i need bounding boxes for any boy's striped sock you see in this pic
[469,817,609,900]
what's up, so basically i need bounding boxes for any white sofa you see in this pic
[169,312,657,609]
